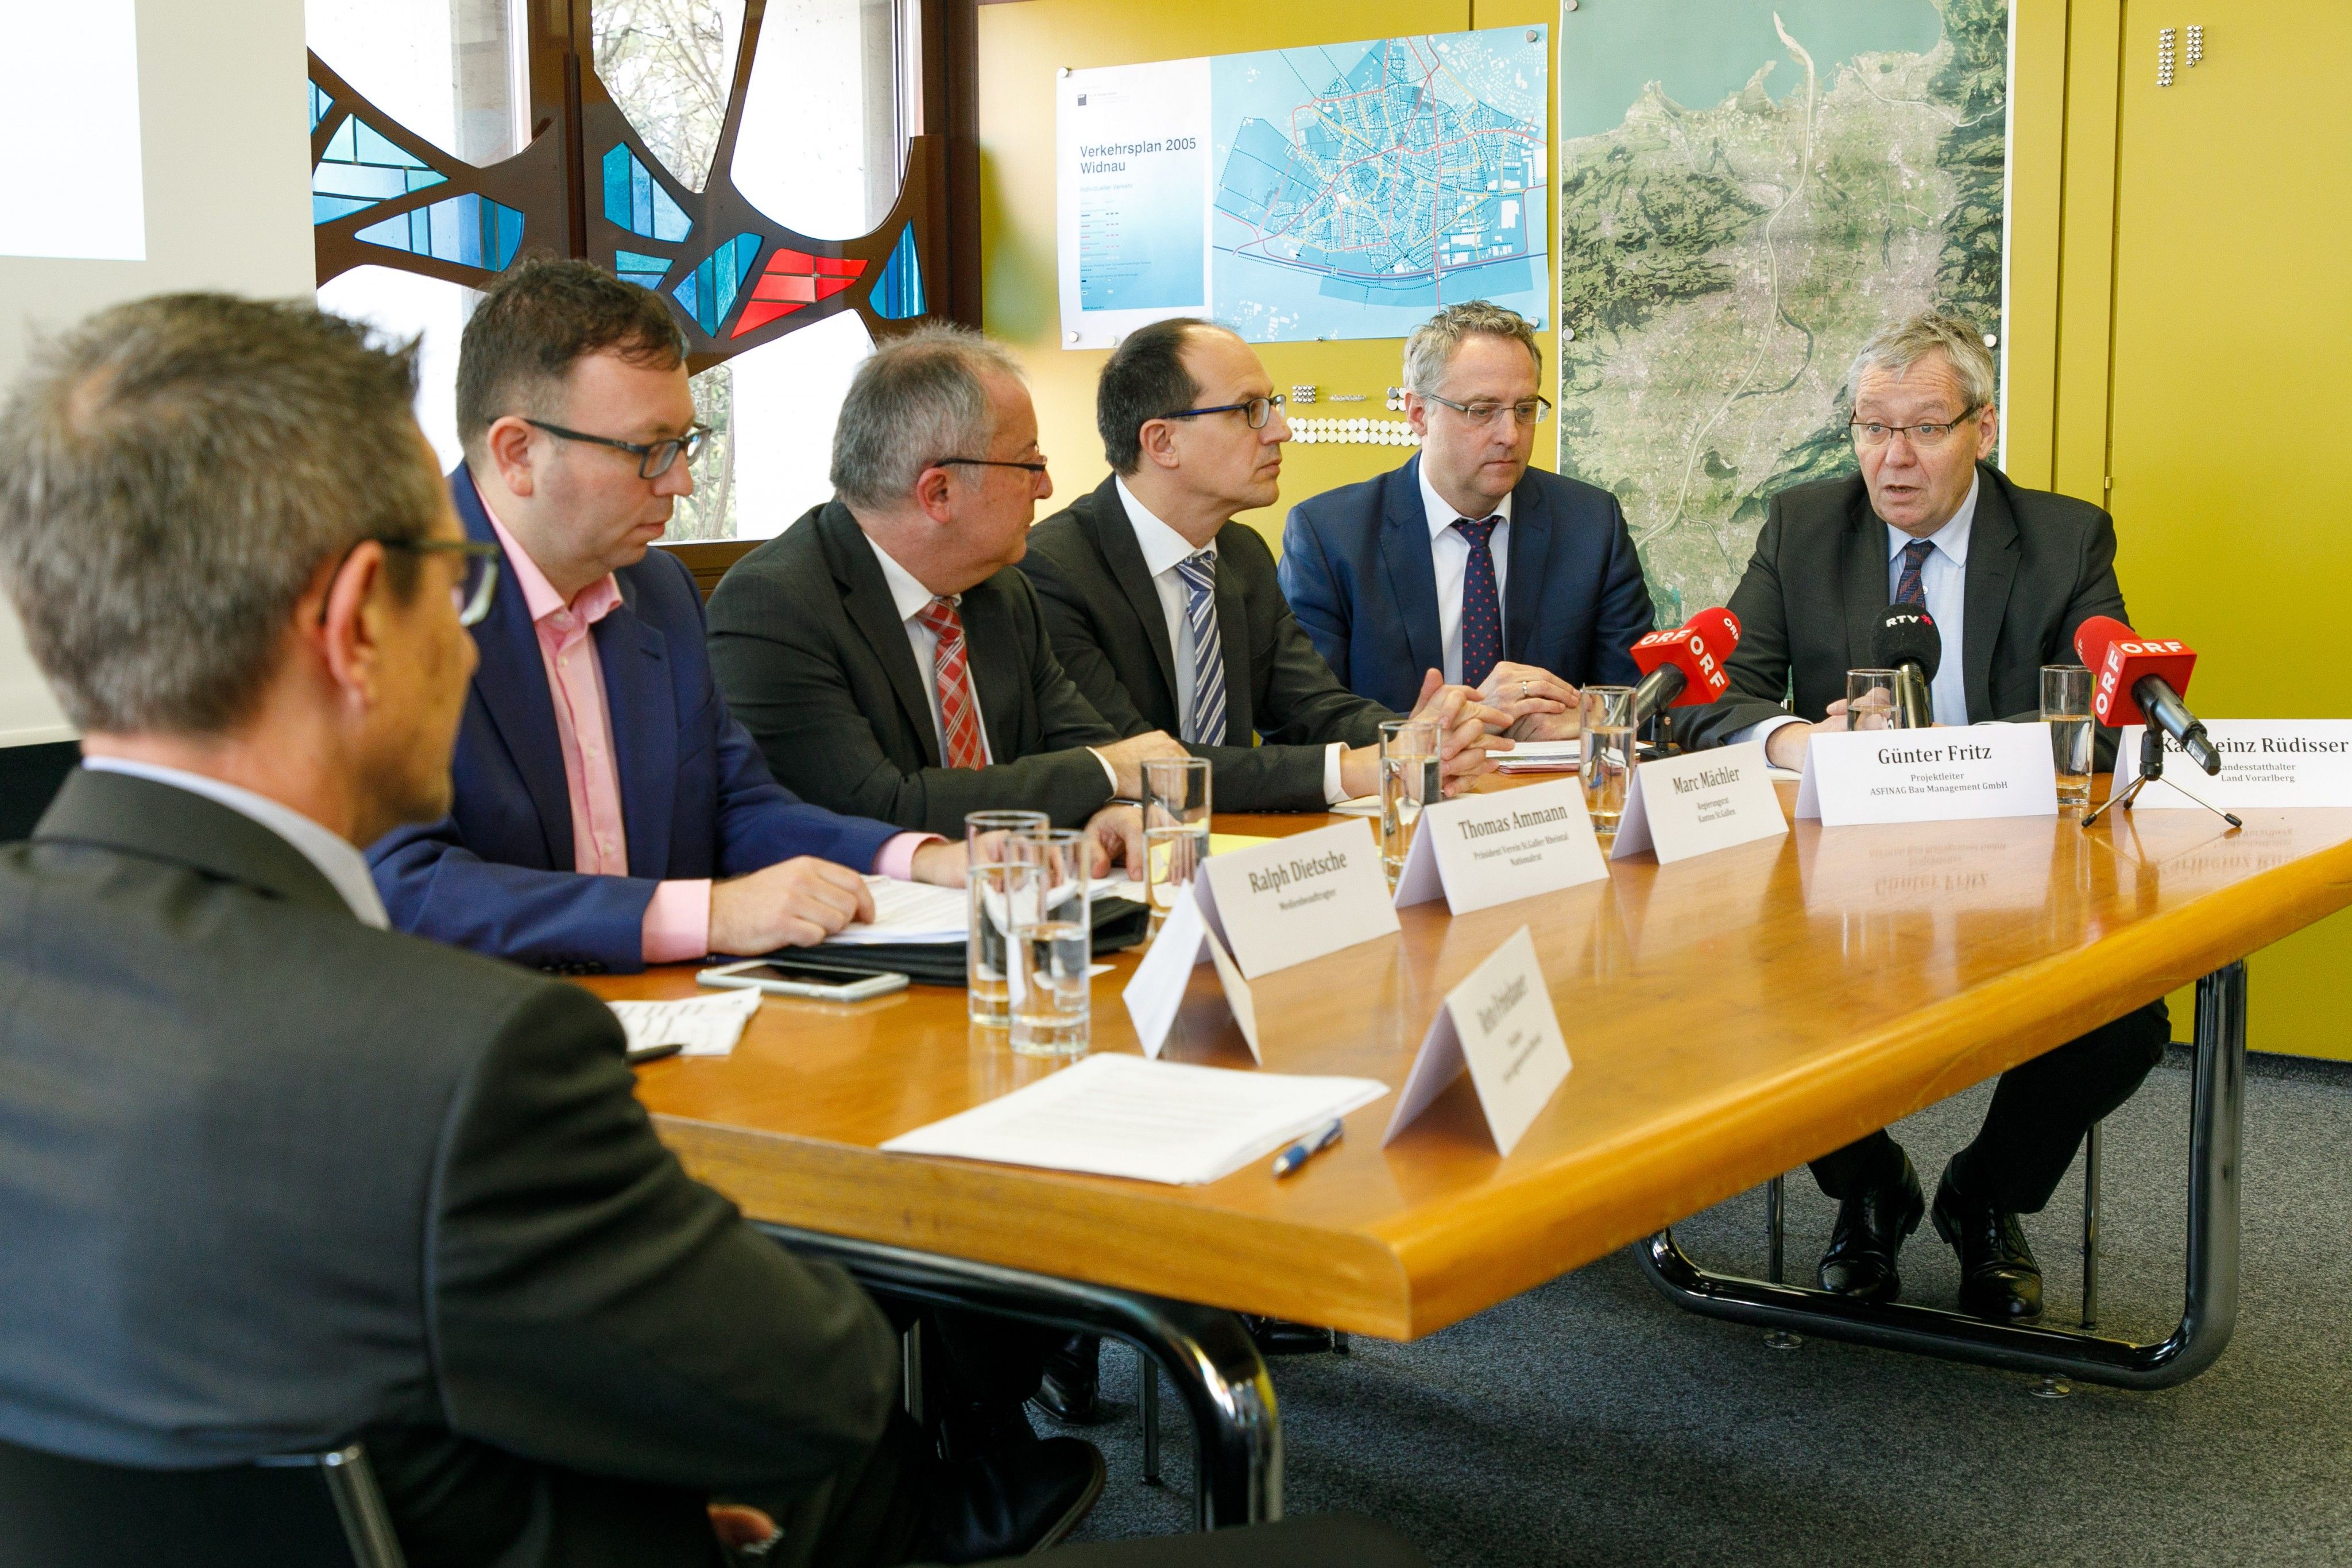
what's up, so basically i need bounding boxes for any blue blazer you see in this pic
[1277,456,1654,714]
[368,467,900,973]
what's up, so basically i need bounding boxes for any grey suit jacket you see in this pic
[1676,463,2132,766]
[1019,476,1395,812]
[706,501,1123,836]
[0,769,899,1567]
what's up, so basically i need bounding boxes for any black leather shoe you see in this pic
[921,1435,1105,1562]
[1817,1152,1924,1302]
[1031,1333,1107,1426]
[1245,1315,1339,1356]
[1931,1166,2042,1323]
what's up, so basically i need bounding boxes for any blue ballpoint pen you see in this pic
[1271,1117,1346,1178]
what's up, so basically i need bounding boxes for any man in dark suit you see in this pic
[1020,318,1508,814]
[707,324,1185,853]
[1678,311,2168,1323]
[1279,301,1653,719]
[370,261,967,975]
[0,296,1421,1568]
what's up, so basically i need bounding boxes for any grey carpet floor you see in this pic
[1057,1051,2352,1565]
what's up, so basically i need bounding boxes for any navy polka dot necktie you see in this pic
[1453,515,1503,690]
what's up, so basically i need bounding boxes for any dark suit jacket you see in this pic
[1019,477,1395,812]
[1675,463,2133,764]
[1278,455,1653,713]
[706,501,1122,837]
[0,769,898,1567]
[368,467,899,974]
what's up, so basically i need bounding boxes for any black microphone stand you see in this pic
[2082,725,2243,831]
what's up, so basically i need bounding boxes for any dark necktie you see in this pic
[1452,515,1503,690]
[1894,538,1935,607]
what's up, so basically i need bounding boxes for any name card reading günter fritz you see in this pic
[1610,741,1788,864]
[1382,926,1570,1157]
[1796,725,2059,827]
[1199,819,1399,980]
[1391,776,1608,915]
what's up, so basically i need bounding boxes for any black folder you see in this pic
[756,896,1151,986]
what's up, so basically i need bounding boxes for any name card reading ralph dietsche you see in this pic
[1796,725,2059,827]
[1610,741,1788,864]
[2113,720,2352,808]
[1392,776,1607,915]
[1200,819,1400,980]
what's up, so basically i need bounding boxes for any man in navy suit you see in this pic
[369,261,968,977]
[1279,303,1653,723]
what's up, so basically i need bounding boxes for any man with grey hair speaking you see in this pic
[1676,309,2168,1326]
[1280,300,1653,720]
[709,323,1183,858]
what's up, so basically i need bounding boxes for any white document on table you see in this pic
[881,1054,1387,1185]
[1494,738,1584,773]
[606,989,762,1056]
[825,876,968,945]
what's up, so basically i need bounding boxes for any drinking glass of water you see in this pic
[1007,830,1092,1058]
[965,810,1049,1026]
[2042,664,2095,809]
[1580,686,1636,842]
[1378,719,1440,891]
[1142,756,1211,938]
[1846,669,1900,731]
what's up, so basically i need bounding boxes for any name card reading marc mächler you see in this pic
[1611,741,1788,864]
[1392,776,1608,915]
[1796,725,2059,826]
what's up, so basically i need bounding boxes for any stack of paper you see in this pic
[881,1054,1388,1185]
[1494,739,1584,774]
[828,876,969,946]
[606,989,762,1056]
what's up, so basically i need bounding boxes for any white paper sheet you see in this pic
[607,990,763,1056]
[881,1054,1387,1185]
[1494,739,1584,774]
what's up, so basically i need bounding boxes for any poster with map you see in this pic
[1058,28,1552,348]
[1554,0,2008,625]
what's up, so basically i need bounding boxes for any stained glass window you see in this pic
[732,247,866,338]
[309,83,335,133]
[313,115,447,224]
[672,233,763,335]
[615,248,673,290]
[872,223,923,320]
[602,145,694,242]
[356,192,525,270]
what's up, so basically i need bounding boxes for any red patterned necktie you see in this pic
[915,596,985,769]
[1894,538,1935,607]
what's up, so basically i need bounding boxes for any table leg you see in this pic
[1635,962,2245,1389]
[759,1225,1280,1526]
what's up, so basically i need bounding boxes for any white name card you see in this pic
[2113,721,2352,808]
[1121,881,1260,1063]
[1796,725,2059,826]
[1391,777,1608,915]
[1382,927,1570,1157]
[1199,819,1399,980]
[1611,741,1789,864]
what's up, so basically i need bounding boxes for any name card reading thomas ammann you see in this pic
[1392,776,1607,915]
[1199,818,1400,980]
[1796,725,2059,827]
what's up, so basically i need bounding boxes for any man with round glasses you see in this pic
[1673,310,2169,1326]
[1279,300,1653,727]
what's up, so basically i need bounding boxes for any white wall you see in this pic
[0,0,315,746]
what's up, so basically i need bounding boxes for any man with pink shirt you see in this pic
[370,261,968,976]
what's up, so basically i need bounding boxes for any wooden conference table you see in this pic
[594,776,2352,1523]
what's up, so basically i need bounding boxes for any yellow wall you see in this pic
[977,0,1558,552]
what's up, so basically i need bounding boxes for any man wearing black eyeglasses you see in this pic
[1279,301,1653,727]
[370,260,973,978]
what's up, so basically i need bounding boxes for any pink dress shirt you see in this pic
[481,502,934,964]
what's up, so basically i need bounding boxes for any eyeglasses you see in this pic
[525,417,710,479]
[1419,392,1553,428]
[318,537,502,628]
[1849,409,1981,449]
[935,455,1051,477]
[1160,393,1286,431]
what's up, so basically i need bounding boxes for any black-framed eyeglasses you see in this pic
[935,455,1051,477]
[1420,392,1553,428]
[319,536,502,628]
[1160,393,1286,431]
[525,417,710,479]
[1848,408,1982,449]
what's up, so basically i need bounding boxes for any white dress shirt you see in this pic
[79,756,389,928]
[1113,478,1348,804]
[1735,474,1982,755]
[864,532,1122,793]
[1415,459,1516,688]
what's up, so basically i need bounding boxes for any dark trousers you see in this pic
[1811,1000,2171,1214]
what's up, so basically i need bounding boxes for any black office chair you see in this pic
[0,1436,407,1567]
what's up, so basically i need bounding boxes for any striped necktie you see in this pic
[1453,515,1504,690]
[1894,538,1935,607]
[915,596,985,769]
[1174,550,1227,747]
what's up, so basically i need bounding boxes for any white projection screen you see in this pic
[0,0,148,262]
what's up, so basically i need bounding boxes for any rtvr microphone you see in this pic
[1628,608,1741,728]
[2072,615,2223,775]
[1870,606,1942,729]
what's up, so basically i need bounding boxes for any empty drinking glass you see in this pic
[1846,669,1900,731]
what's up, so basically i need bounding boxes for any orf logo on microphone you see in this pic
[1682,632,1727,696]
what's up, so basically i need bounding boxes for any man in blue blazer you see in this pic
[1279,302,1654,719]
[369,262,968,978]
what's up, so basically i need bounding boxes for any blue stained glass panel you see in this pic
[616,249,670,274]
[668,233,763,335]
[355,193,525,272]
[600,145,693,243]
[873,224,926,320]
[313,113,446,225]
[308,84,334,133]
